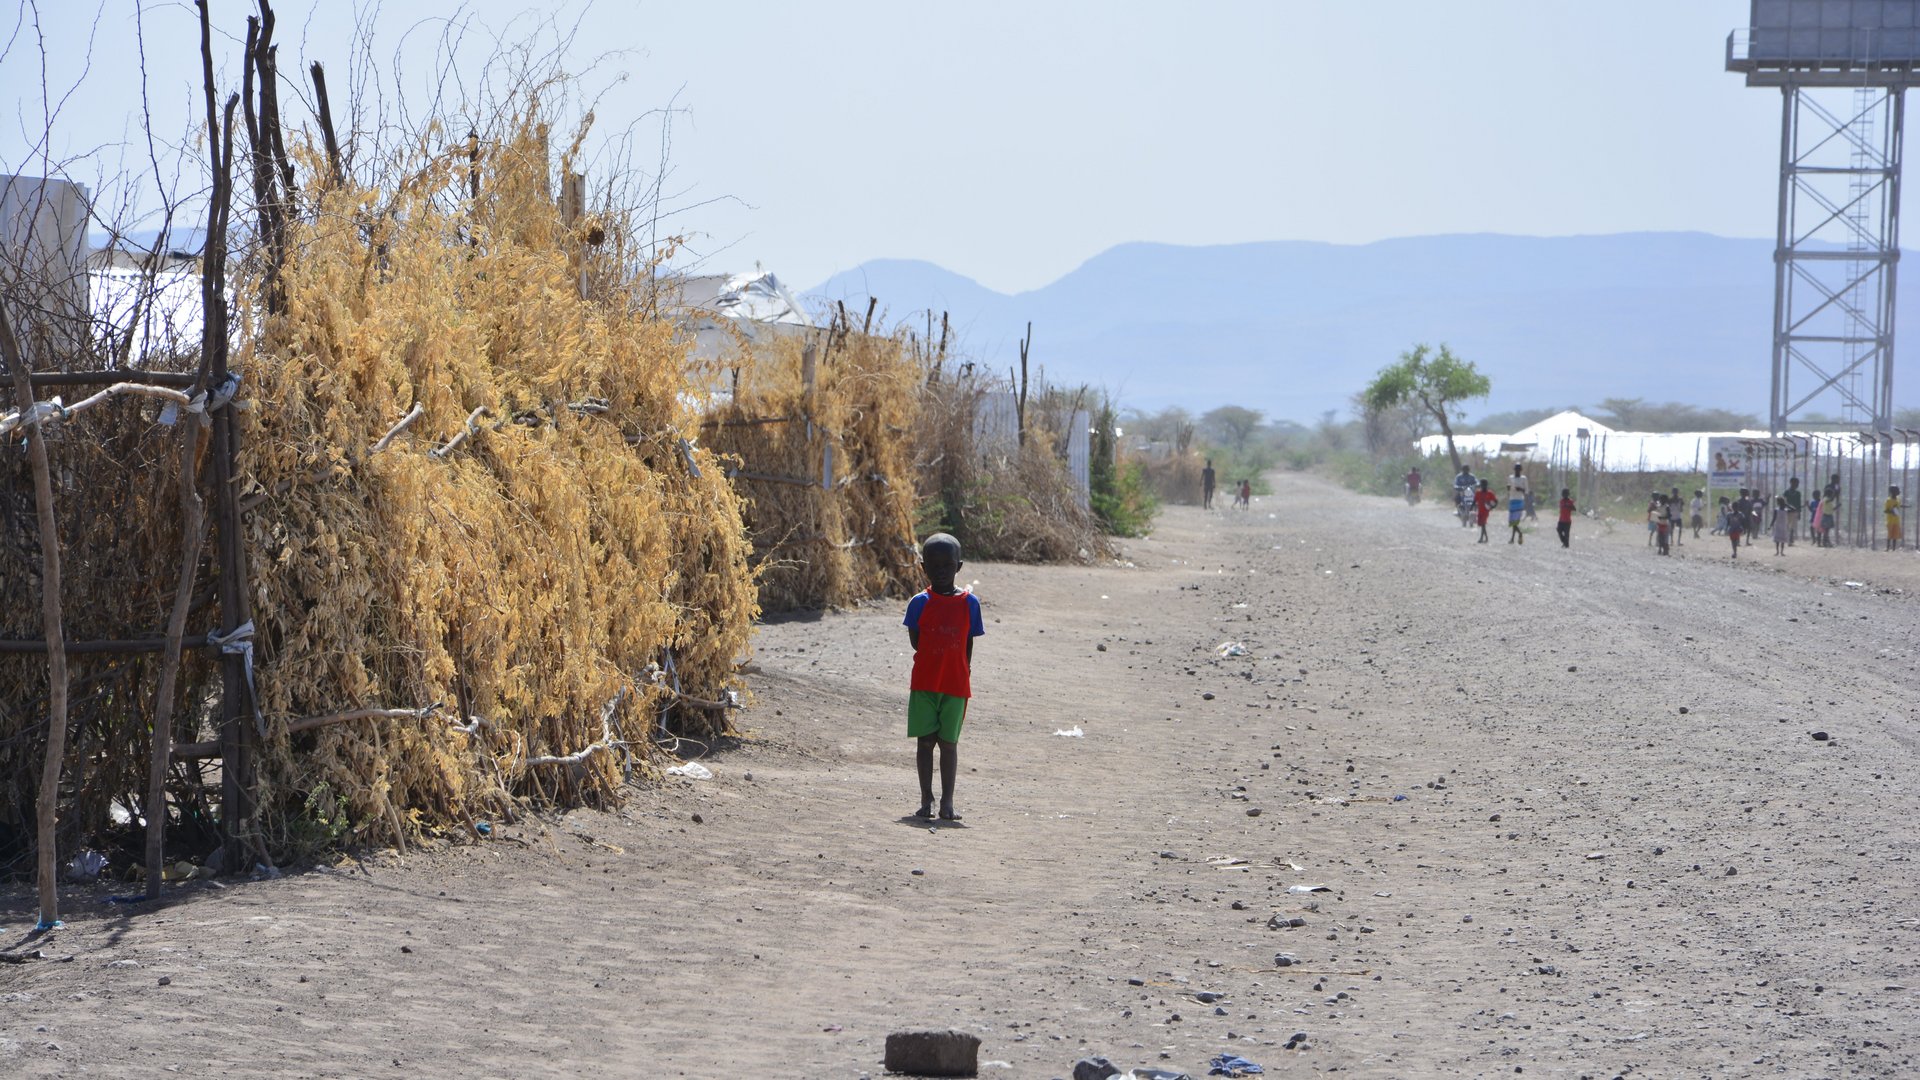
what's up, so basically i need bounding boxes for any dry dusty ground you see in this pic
[4,471,1917,1079]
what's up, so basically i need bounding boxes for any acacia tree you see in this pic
[1361,343,1491,472]
[1200,404,1264,454]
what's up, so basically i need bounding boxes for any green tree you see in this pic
[1594,398,1759,432]
[1092,397,1158,535]
[1361,343,1491,472]
[1200,404,1264,454]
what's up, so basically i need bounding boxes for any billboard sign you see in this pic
[1708,437,1749,487]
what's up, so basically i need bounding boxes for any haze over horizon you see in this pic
[7,2,1791,292]
[5,1,1910,422]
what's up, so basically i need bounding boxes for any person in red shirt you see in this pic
[1556,488,1576,548]
[904,533,984,822]
[1472,479,1498,544]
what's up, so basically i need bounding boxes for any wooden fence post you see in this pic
[0,304,70,930]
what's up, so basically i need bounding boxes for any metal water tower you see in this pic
[1728,0,1920,433]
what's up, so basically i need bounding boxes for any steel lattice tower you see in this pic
[1728,1,1920,433]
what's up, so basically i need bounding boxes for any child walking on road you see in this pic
[903,533,984,822]
[1474,479,1497,543]
[1506,485,1526,544]
[1557,488,1575,548]
[1771,495,1790,556]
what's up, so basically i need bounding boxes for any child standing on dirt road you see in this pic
[904,533,984,822]
[1507,485,1526,544]
[1888,486,1905,551]
[1557,488,1575,548]
[1474,479,1498,543]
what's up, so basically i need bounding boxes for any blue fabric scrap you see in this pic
[1208,1054,1264,1077]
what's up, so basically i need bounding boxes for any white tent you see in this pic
[1508,409,1614,445]
[1420,409,1616,461]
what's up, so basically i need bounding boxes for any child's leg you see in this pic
[915,735,937,816]
[935,697,965,819]
[938,740,960,818]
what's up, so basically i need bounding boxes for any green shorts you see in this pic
[907,690,967,742]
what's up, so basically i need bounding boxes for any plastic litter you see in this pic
[1053,726,1084,737]
[1286,883,1331,894]
[1075,1057,1196,1080]
[665,762,713,780]
[474,821,493,836]
[1216,641,1250,658]
[63,849,107,883]
[1208,1054,1266,1077]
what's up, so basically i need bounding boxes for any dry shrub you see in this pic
[235,113,757,839]
[702,328,921,611]
[1137,450,1205,505]
[1,99,759,859]
[915,371,1108,563]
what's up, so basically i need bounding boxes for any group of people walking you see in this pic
[1434,464,1906,558]
[1201,459,1253,511]
[1439,463,1576,548]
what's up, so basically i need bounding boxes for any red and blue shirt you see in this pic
[904,588,984,698]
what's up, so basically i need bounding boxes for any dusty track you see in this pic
[5,472,1917,1078]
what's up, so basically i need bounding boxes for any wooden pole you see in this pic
[308,61,344,187]
[0,635,214,654]
[1016,322,1032,449]
[29,370,198,389]
[173,706,441,761]
[143,38,224,890]
[1,303,70,930]
[198,0,257,872]
[145,418,208,898]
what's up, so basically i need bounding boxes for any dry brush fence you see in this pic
[700,318,922,613]
[1,4,756,921]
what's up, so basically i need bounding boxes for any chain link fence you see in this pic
[1520,430,1920,547]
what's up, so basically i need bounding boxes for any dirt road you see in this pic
[5,471,1916,1078]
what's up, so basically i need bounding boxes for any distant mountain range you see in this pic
[806,233,1920,425]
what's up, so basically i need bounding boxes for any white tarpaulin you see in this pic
[677,270,814,362]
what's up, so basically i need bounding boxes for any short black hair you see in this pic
[921,532,961,564]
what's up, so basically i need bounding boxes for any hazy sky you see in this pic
[4,1,1789,293]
